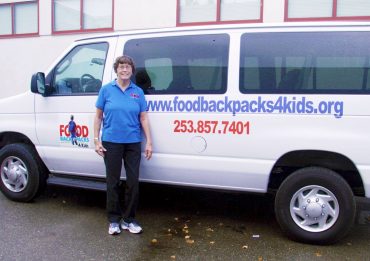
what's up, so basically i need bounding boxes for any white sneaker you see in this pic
[121,220,143,234]
[108,223,121,235]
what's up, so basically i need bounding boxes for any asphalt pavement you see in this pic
[0,183,369,261]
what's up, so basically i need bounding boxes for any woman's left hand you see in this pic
[145,142,153,160]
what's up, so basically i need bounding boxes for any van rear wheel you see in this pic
[275,167,356,244]
[0,143,44,202]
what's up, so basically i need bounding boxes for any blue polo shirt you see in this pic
[95,80,147,143]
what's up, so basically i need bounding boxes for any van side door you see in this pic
[116,33,261,190]
[34,38,116,177]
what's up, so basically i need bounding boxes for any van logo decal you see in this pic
[59,115,89,148]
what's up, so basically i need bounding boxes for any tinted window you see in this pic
[240,32,370,94]
[52,42,108,95]
[124,34,229,94]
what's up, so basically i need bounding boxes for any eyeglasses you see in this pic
[117,64,132,70]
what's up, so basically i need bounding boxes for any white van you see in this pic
[0,22,369,244]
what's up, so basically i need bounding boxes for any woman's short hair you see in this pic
[113,55,136,74]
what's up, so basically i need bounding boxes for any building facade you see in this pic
[0,0,369,98]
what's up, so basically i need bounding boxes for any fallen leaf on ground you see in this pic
[315,252,322,257]
[151,239,158,244]
[206,228,214,232]
[186,239,195,244]
[170,256,176,260]
[210,241,215,245]
[242,245,248,249]
[185,235,191,239]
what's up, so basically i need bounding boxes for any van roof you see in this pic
[75,21,370,42]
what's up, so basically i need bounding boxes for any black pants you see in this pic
[103,141,141,223]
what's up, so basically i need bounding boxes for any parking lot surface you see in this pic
[0,183,369,261]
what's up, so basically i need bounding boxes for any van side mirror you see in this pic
[31,72,46,95]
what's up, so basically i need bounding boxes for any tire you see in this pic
[275,167,356,245]
[0,143,45,202]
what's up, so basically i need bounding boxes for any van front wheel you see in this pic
[0,144,42,202]
[275,167,356,244]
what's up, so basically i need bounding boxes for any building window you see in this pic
[0,1,38,37]
[52,0,113,34]
[177,0,262,26]
[286,0,370,21]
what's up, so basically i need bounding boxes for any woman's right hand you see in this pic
[95,141,107,157]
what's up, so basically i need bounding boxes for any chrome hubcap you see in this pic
[290,185,339,232]
[1,156,28,192]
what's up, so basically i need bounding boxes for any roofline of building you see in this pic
[75,21,370,42]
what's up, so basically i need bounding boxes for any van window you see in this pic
[124,34,229,94]
[144,58,173,91]
[240,32,370,94]
[52,42,108,95]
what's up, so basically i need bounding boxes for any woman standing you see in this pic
[94,55,152,235]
